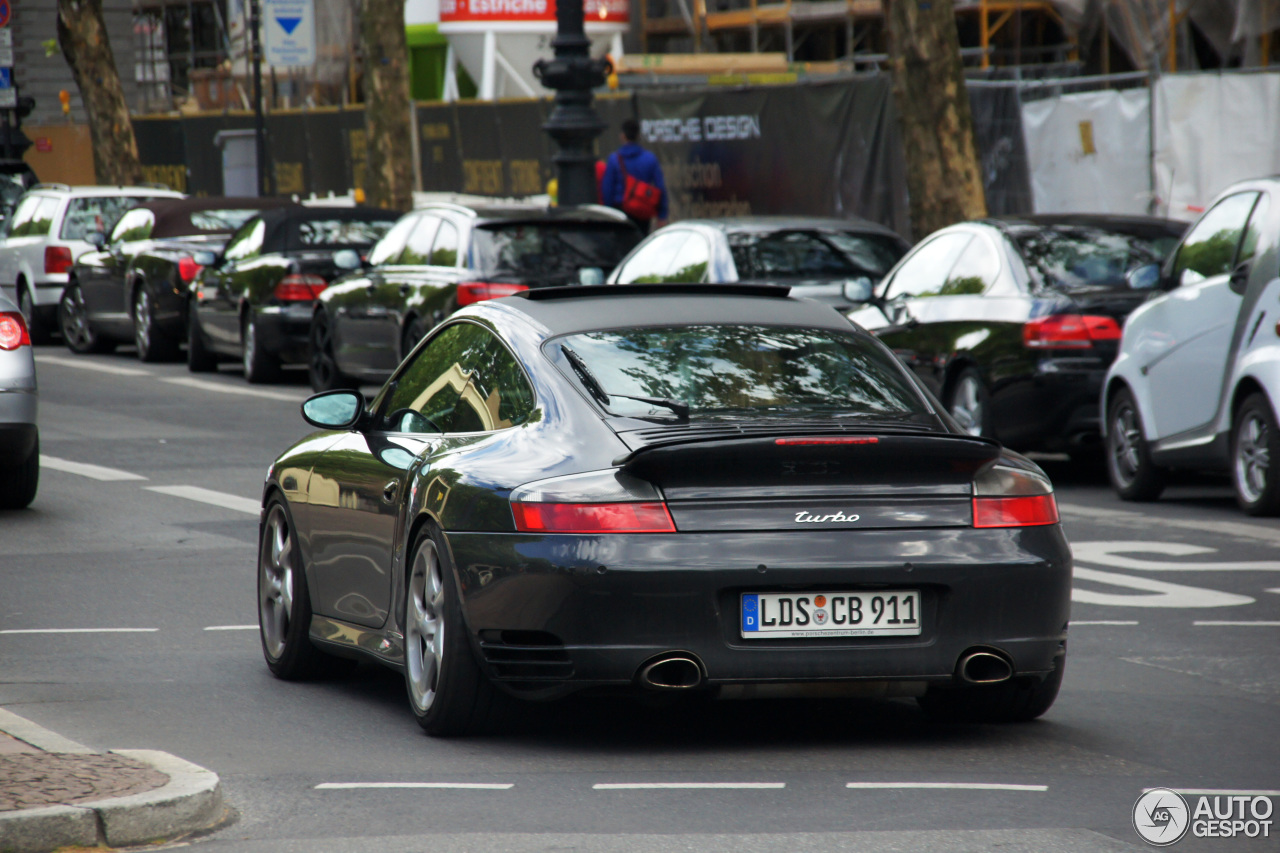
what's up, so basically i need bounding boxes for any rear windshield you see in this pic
[188,209,265,233]
[293,218,394,249]
[728,230,904,280]
[553,324,929,421]
[473,222,641,278]
[1012,226,1180,291]
[60,196,158,241]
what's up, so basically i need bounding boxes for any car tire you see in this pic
[1231,393,1280,516]
[945,367,991,438]
[309,311,359,392]
[1105,388,1165,502]
[17,281,50,345]
[243,311,281,384]
[187,305,218,373]
[133,287,180,363]
[404,525,502,737]
[258,498,329,679]
[59,284,114,354]
[0,431,39,510]
[917,652,1065,724]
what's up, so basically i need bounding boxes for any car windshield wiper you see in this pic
[609,394,690,420]
[560,345,690,420]
[560,344,611,407]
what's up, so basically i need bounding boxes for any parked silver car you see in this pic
[0,287,38,509]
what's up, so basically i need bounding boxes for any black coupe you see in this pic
[259,284,1071,736]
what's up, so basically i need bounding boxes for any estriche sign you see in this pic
[440,0,627,25]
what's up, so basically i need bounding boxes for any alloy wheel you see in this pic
[134,289,152,355]
[1235,410,1271,505]
[259,504,296,660]
[1109,403,1142,488]
[406,540,446,713]
[60,288,92,349]
[243,316,256,375]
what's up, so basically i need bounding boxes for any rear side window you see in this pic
[473,222,641,279]
[882,232,972,299]
[60,196,150,241]
[429,221,460,266]
[294,218,393,249]
[553,324,928,421]
[612,230,690,283]
[382,322,535,433]
[7,196,47,237]
[366,215,419,267]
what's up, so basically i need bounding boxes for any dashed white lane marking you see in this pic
[204,625,258,631]
[593,783,785,790]
[40,455,147,482]
[316,783,514,790]
[1070,620,1139,626]
[144,485,259,515]
[1268,589,1280,594]
[162,376,306,403]
[34,355,152,376]
[845,783,1047,792]
[0,628,158,634]
[1193,620,1280,626]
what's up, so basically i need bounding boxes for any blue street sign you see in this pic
[0,68,10,89]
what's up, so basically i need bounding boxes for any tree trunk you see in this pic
[882,0,986,239]
[360,0,414,212]
[56,0,142,186]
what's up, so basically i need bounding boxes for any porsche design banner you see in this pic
[635,79,911,237]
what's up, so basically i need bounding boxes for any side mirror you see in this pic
[578,266,604,286]
[301,390,364,430]
[191,249,219,268]
[86,231,106,248]
[842,276,874,304]
[333,248,363,271]
[1228,261,1250,296]
[1125,262,1161,291]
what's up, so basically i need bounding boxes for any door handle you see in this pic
[383,480,399,503]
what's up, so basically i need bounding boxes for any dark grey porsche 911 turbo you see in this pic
[258,283,1071,736]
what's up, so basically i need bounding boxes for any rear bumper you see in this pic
[447,526,1072,690]
[994,360,1106,452]
[254,305,313,365]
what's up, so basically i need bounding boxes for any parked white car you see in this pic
[0,184,183,342]
[1103,176,1280,515]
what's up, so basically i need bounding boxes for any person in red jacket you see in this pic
[601,119,669,233]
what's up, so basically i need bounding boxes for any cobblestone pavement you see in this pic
[0,734,169,812]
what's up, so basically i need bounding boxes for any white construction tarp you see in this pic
[1022,88,1152,216]
[1154,73,1280,220]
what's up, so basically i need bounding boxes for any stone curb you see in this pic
[0,712,223,853]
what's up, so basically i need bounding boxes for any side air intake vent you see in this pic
[477,630,573,680]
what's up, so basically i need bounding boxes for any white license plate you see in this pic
[740,591,921,638]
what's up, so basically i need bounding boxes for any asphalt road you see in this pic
[3,345,1279,853]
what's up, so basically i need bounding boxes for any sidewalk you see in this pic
[0,708,223,852]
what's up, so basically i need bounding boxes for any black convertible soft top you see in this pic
[142,197,292,238]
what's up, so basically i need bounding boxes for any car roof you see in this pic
[143,197,294,238]
[984,214,1188,240]
[421,202,631,225]
[671,216,905,239]
[478,283,857,338]
[28,184,184,199]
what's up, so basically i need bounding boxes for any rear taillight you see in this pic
[178,256,203,283]
[457,281,529,306]
[1022,314,1122,349]
[512,502,676,533]
[972,462,1059,528]
[0,311,30,350]
[510,468,676,533]
[273,274,328,301]
[44,246,74,275]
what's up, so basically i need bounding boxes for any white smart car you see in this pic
[1103,177,1280,515]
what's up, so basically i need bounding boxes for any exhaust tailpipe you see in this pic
[638,655,704,690]
[958,650,1013,684]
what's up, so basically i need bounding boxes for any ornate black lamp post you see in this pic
[533,0,611,206]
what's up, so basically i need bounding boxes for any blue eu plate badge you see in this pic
[741,594,759,633]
